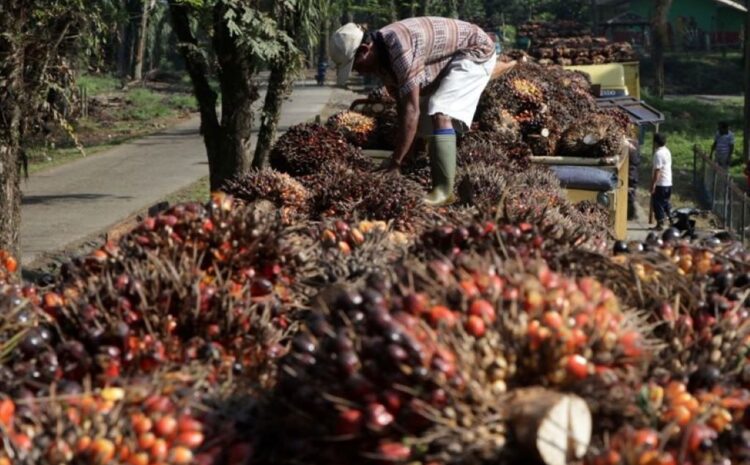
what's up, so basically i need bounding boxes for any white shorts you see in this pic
[418,53,497,135]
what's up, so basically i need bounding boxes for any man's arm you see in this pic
[728,143,735,163]
[389,85,421,168]
[710,139,716,157]
[651,168,661,193]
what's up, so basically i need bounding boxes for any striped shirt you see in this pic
[376,17,495,97]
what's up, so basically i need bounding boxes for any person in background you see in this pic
[651,133,672,230]
[710,121,735,170]
[331,17,515,206]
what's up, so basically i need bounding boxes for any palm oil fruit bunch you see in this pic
[457,130,531,169]
[327,111,377,147]
[0,382,212,465]
[95,193,300,298]
[259,265,509,465]
[0,281,60,395]
[297,219,408,292]
[304,165,429,233]
[257,252,648,465]
[55,251,288,388]
[223,169,311,223]
[588,381,750,465]
[270,123,373,177]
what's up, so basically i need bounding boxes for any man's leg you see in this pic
[423,54,497,206]
[663,186,672,220]
[424,114,457,206]
[653,187,667,228]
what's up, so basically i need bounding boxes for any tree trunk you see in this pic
[212,3,258,187]
[149,9,168,72]
[133,0,153,81]
[744,0,750,164]
[0,7,23,259]
[168,1,221,186]
[254,65,291,168]
[651,0,672,99]
[116,0,130,77]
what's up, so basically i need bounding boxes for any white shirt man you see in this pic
[651,134,672,229]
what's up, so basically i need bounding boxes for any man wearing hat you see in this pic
[330,17,514,206]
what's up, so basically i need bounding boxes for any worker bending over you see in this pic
[332,17,514,206]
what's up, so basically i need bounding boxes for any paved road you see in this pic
[21,86,333,266]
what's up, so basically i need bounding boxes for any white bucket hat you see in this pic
[329,23,365,87]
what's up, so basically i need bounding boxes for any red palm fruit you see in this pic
[170,446,194,464]
[382,390,402,414]
[3,256,17,273]
[138,432,156,450]
[659,303,675,322]
[0,399,14,428]
[177,431,205,448]
[469,299,496,323]
[459,280,480,298]
[542,311,563,330]
[89,438,115,464]
[404,293,428,315]
[131,413,153,434]
[620,331,644,358]
[128,452,149,465]
[633,429,659,449]
[366,403,394,431]
[377,441,411,462]
[177,415,204,433]
[687,424,716,453]
[155,416,178,438]
[150,439,169,462]
[465,315,486,338]
[75,436,92,454]
[227,442,253,464]
[336,409,363,436]
[565,355,589,379]
[428,306,457,328]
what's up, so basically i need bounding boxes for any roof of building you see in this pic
[596,0,746,12]
[714,0,747,12]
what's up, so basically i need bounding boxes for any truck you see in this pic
[529,61,663,240]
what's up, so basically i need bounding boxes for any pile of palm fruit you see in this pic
[518,21,637,65]
[346,61,628,160]
[3,70,750,465]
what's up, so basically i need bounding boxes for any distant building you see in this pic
[596,0,747,49]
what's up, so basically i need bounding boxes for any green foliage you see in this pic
[77,74,120,96]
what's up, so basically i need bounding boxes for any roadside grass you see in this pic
[77,74,120,95]
[164,176,211,205]
[28,73,198,172]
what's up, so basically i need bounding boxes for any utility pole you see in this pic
[591,0,598,34]
[744,1,750,163]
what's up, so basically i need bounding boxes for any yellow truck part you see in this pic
[530,149,629,241]
[564,61,641,100]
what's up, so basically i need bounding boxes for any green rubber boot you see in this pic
[424,134,457,207]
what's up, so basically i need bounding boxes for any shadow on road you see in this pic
[23,193,134,205]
